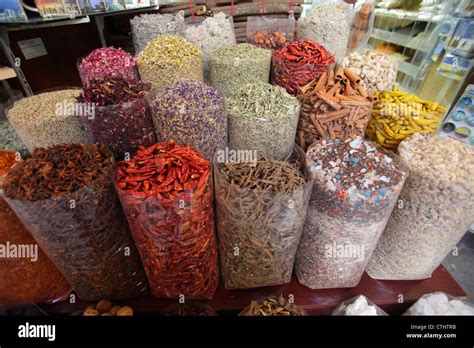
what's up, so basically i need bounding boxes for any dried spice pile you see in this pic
[115,141,219,300]
[239,296,307,316]
[209,44,272,97]
[3,144,147,301]
[246,16,295,50]
[131,11,185,53]
[272,40,334,95]
[6,90,89,153]
[78,47,138,86]
[0,150,71,306]
[295,137,407,289]
[296,2,352,60]
[366,87,446,151]
[77,77,156,159]
[367,134,474,280]
[150,81,227,160]
[227,83,299,161]
[137,35,203,93]
[215,152,312,289]
[297,67,373,151]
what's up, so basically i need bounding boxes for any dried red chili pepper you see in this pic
[271,40,334,95]
[115,140,219,300]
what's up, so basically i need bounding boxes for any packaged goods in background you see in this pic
[404,292,474,316]
[348,1,375,51]
[77,47,139,86]
[131,11,185,54]
[367,134,474,280]
[209,44,272,97]
[115,141,219,300]
[137,35,203,93]
[77,77,156,160]
[297,1,352,60]
[6,90,89,153]
[272,40,334,95]
[239,296,307,316]
[0,150,70,306]
[185,13,236,81]
[214,148,313,289]
[366,87,446,150]
[150,81,227,160]
[340,51,398,94]
[295,137,407,289]
[3,144,148,301]
[297,67,373,151]
[227,83,299,161]
[332,295,388,316]
[246,14,295,50]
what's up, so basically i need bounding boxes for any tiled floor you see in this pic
[443,231,474,302]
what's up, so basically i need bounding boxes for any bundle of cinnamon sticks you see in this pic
[296,67,374,151]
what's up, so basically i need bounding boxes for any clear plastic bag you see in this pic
[246,13,295,50]
[0,150,71,306]
[295,138,408,289]
[404,292,474,316]
[348,1,375,51]
[214,147,313,289]
[79,95,156,160]
[332,295,388,316]
[3,149,148,301]
[239,295,307,316]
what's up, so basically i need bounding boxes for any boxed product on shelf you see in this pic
[0,0,28,22]
[35,0,81,18]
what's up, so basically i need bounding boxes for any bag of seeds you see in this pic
[296,67,373,151]
[332,295,388,316]
[77,77,156,160]
[2,144,148,301]
[115,141,219,300]
[295,137,408,289]
[227,83,300,161]
[367,134,474,280]
[209,43,272,98]
[150,81,227,160]
[131,11,185,54]
[185,13,236,82]
[137,35,204,93]
[403,292,474,316]
[239,295,307,316]
[246,13,295,51]
[297,0,353,61]
[271,40,335,96]
[214,147,313,289]
[0,150,71,306]
[5,89,90,153]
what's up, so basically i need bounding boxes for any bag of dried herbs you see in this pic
[227,83,300,161]
[2,144,148,301]
[115,141,219,300]
[77,77,156,160]
[214,147,313,289]
[150,81,227,160]
[0,150,71,306]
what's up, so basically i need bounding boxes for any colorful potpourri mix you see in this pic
[78,47,139,86]
[115,141,219,300]
[0,150,71,306]
[3,144,148,301]
[272,40,335,95]
[77,77,156,160]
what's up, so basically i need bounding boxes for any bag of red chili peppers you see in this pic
[115,141,219,300]
[271,40,335,95]
[0,150,71,306]
[246,13,296,51]
[2,144,148,301]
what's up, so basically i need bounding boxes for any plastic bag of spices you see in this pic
[295,137,408,289]
[332,295,388,316]
[403,292,474,316]
[214,146,313,289]
[115,141,219,301]
[367,134,474,280]
[246,13,295,51]
[77,77,156,160]
[0,150,71,306]
[2,144,148,301]
[239,295,307,316]
[347,1,375,51]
